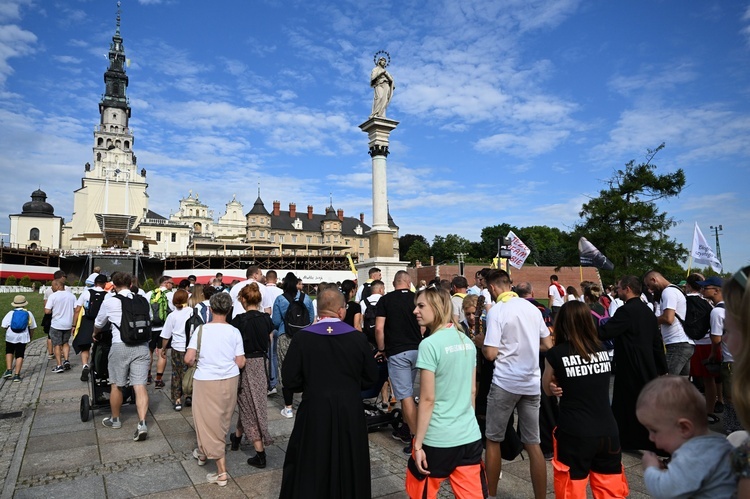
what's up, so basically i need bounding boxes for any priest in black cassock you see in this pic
[279,286,379,499]
[599,275,668,453]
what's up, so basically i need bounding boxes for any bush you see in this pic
[19,275,32,288]
[5,276,17,286]
[142,277,156,292]
[33,281,42,290]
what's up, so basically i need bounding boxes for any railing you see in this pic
[0,286,34,294]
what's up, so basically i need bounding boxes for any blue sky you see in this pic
[0,0,748,273]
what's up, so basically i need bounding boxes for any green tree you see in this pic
[5,276,17,285]
[399,234,430,260]
[19,275,32,288]
[404,240,431,266]
[516,226,576,267]
[142,277,156,292]
[431,234,472,264]
[574,143,687,281]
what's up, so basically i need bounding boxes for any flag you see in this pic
[506,231,531,269]
[691,223,722,272]
[345,253,357,276]
[578,237,614,270]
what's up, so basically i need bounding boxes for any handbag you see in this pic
[182,325,203,396]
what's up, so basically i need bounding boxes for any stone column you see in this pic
[359,117,398,259]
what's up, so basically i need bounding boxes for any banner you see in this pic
[692,223,722,272]
[578,237,614,270]
[506,231,531,269]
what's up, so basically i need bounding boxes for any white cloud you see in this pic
[0,0,32,23]
[0,24,37,86]
[53,55,82,64]
[475,128,570,156]
[609,62,698,97]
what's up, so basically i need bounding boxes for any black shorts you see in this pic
[408,439,484,479]
[6,341,27,359]
[149,330,170,351]
[554,428,622,479]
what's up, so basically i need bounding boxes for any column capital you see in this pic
[368,145,389,157]
[359,117,399,154]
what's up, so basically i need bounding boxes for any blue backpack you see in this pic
[10,309,30,333]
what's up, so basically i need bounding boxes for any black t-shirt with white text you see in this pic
[375,289,421,356]
[546,341,617,437]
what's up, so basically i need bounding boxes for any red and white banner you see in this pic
[506,231,531,269]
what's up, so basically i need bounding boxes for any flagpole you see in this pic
[579,265,583,282]
[686,255,692,278]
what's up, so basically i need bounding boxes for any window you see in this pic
[345,239,350,246]
[270,234,275,242]
[171,233,176,242]
[279,235,285,243]
[306,236,312,243]
[292,235,298,243]
[156,232,161,242]
[250,231,256,238]
[359,239,364,248]
[292,219,303,230]
[251,217,256,224]
[259,230,264,238]
[29,228,39,240]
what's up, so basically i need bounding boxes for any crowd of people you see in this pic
[5,263,750,498]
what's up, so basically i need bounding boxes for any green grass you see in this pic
[1,292,47,374]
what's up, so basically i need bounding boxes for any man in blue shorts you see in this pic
[375,270,422,454]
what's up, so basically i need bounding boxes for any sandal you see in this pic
[207,471,228,486]
[174,401,182,412]
[192,448,207,466]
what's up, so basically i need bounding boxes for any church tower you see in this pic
[63,3,149,249]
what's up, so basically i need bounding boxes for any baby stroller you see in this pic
[362,355,402,432]
[80,332,135,422]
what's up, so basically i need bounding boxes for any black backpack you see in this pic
[184,307,204,347]
[115,294,152,345]
[362,298,377,345]
[283,292,311,338]
[360,282,373,302]
[670,285,713,341]
[85,290,107,320]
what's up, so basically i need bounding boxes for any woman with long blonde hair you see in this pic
[406,285,484,498]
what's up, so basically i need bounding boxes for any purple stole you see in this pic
[302,320,356,336]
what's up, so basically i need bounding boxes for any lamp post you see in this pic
[709,225,723,266]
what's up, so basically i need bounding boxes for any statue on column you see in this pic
[370,51,394,118]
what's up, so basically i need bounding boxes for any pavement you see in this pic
[0,337,660,498]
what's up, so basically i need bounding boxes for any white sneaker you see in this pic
[280,407,293,419]
[267,387,277,396]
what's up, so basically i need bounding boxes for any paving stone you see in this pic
[104,461,191,499]
[26,429,96,454]
[19,444,100,477]
[234,468,283,498]
[14,474,105,499]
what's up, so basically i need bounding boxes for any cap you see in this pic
[696,276,724,288]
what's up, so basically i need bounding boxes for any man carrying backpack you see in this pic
[644,270,694,376]
[72,273,109,382]
[45,278,76,374]
[2,295,37,382]
[272,272,315,419]
[94,272,151,441]
[145,275,174,387]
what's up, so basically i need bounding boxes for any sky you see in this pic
[0,0,748,273]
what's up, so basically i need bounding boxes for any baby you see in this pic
[636,375,737,498]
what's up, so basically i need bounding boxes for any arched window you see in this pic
[30,228,40,240]
[124,141,130,149]
[98,138,104,146]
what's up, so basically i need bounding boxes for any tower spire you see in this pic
[115,1,121,36]
[100,1,130,116]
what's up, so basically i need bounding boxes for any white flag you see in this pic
[506,231,531,269]
[692,223,722,272]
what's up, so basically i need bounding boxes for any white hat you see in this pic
[85,273,99,287]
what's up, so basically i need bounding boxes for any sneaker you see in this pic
[102,417,122,429]
[12,374,21,383]
[52,365,64,374]
[193,448,207,466]
[147,374,152,385]
[391,423,411,444]
[63,360,71,370]
[3,370,11,379]
[81,365,90,382]
[154,379,165,389]
[403,442,413,455]
[267,387,277,396]
[280,407,293,419]
[47,353,54,360]
[133,421,148,441]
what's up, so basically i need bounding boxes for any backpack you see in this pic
[116,294,152,345]
[85,290,107,320]
[362,298,378,345]
[283,292,311,338]
[150,290,169,327]
[669,285,713,341]
[360,281,373,302]
[184,306,204,347]
[10,309,30,333]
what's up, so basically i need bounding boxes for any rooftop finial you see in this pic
[115,1,121,36]
[329,192,333,207]
[258,181,261,198]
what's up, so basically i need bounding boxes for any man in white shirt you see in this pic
[95,272,150,441]
[144,275,175,388]
[43,270,68,359]
[547,274,565,321]
[72,273,109,381]
[644,270,693,376]
[45,278,76,373]
[483,269,552,499]
[230,265,273,318]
